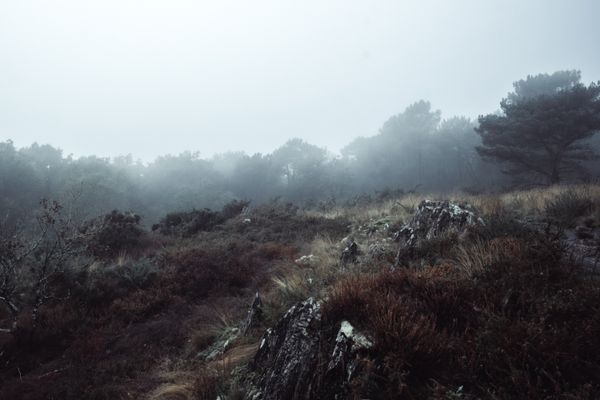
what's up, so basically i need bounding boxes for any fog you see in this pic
[2,0,600,161]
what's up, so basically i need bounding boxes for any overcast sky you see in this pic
[1,0,599,161]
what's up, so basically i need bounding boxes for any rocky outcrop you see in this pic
[395,200,483,265]
[321,321,374,399]
[565,226,600,270]
[247,298,321,400]
[340,240,359,266]
[243,292,263,335]
[246,299,375,400]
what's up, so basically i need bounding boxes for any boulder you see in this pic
[340,241,359,266]
[323,320,374,398]
[247,300,376,400]
[395,200,483,265]
[248,298,322,400]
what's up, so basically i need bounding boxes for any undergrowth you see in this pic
[1,186,599,399]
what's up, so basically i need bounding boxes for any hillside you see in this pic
[1,185,599,399]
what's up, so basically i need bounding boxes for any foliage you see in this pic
[477,70,600,184]
[84,210,146,259]
[152,200,250,237]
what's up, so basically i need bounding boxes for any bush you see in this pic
[234,200,350,243]
[153,200,250,237]
[84,210,146,259]
[160,239,298,299]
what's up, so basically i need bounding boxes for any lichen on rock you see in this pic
[395,200,484,265]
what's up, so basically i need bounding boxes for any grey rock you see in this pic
[199,326,240,361]
[340,241,359,266]
[246,300,378,400]
[395,200,483,265]
[243,292,263,335]
[249,298,322,400]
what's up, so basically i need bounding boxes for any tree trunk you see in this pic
[549,156,562,184]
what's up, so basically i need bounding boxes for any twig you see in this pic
[37,367,70,379]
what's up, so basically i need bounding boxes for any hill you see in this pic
[1,185,599,399]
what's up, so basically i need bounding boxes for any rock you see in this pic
[564,228,600,271]
[399,200,482,241]
[243,292,263,335]
[395,200,483,265]
[246,302,378,400]
[363,217,391,236]
[248,298,322,400]
[366,242,392,261]
[295,254,318,266]
[326,320,373,382]
[340,241,359,266]
[199,326,240,361]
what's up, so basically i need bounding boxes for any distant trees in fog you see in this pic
[1,70,599,226]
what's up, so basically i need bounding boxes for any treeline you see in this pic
[2,71,599,226]
[0,104,495,226]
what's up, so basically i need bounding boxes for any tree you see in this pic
[0,200,86,334]
[342,100,441,190]
[434,117,480,188]
[476,71,600,184]
[271,139,329,201]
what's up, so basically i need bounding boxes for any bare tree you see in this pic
[0,199,91,334]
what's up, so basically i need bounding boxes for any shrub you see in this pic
[323,269,470,398]
[153,200,250,237]
[154,209,223,237]
[160,239,297,299]
[84,210,146,259]
[221,199,250,220]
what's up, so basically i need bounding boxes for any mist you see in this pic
[2,0,600,161]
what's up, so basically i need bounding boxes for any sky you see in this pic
[1,0,600,161]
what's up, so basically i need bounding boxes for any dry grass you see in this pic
[271,272,313,305]
[148,366,221,400]
[457,184,600,216]
[310,194,424,225]
[211,342,259,369]
[265,235,345,312]
[149,380,196,400]
[311,184,600,222]
[454,237,527,277]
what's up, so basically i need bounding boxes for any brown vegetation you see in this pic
[322,226,600,398]
[1,186,599,399]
